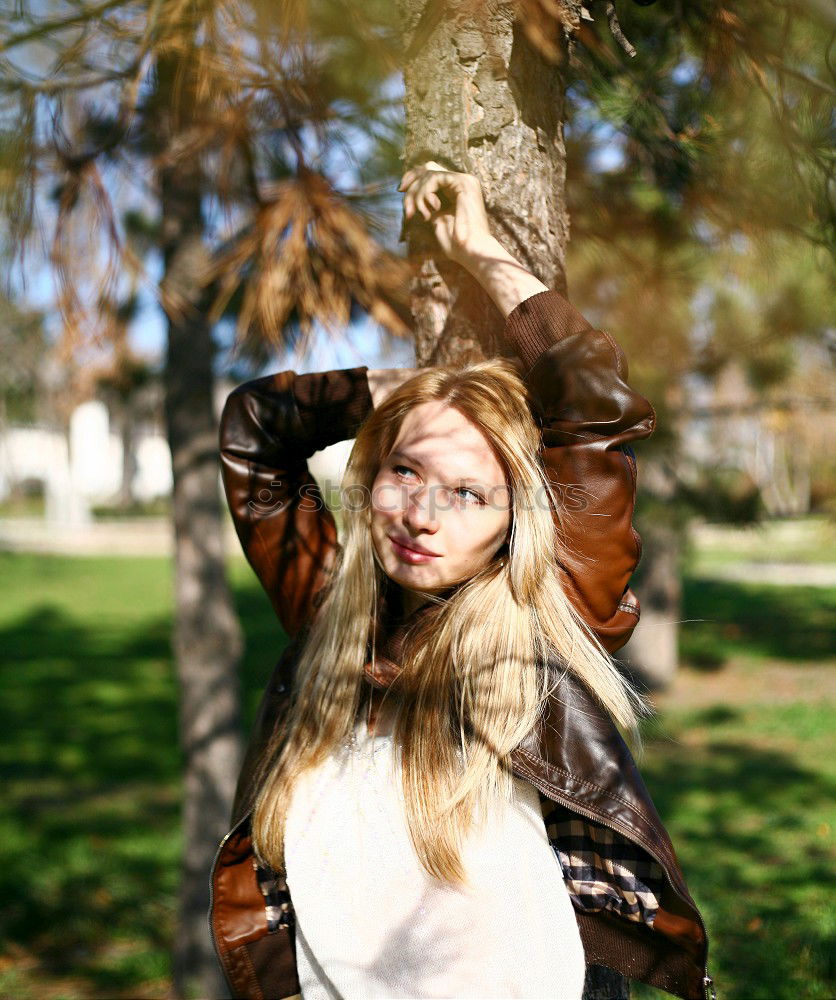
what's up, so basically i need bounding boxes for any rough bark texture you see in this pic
[397,0,570,366]
[397,2,628,996]
[155,50,244,1000]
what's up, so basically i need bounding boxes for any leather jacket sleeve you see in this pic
[502,290,656,653]
[219,367,373,638]
[219,289,654,653]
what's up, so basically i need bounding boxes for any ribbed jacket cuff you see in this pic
[503,290,593,373]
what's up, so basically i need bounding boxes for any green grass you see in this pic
[0,552,284,999]
[633,702,835,1000]
[0,554,179,997]
[0,549,833,998]
[679,577,836,669]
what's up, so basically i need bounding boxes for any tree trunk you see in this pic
[397,2,627,995]
[155,48,244,1000]
[618,463,683,691]
[397,0,570,364]
[117,403,137,509]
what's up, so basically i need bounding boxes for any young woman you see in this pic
[212,164,713,1000]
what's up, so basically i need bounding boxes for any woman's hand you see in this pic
[398,162,492,266]
[397,161,549,317]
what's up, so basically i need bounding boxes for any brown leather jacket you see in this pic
[213,290,714,1000]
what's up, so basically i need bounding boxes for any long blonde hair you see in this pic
[252,358,646,883]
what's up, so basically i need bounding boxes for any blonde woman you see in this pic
[212,164,713,1000]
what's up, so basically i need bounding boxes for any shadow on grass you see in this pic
[0,576,287,996]
[637,726,836,999]
[681,576,836,668]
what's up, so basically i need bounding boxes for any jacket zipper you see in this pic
[516,763,714,998]
[207,817,249,977]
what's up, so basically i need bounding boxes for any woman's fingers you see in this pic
[398,169,416,191]
[415,189,444,220]
[400,162,462,226]
[404,189,420,220]
[403,173,443,220]
[399,162,489,262]
[399,160,448,195]
[400,160,442,186]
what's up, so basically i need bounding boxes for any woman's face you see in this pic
[370,400,511,601]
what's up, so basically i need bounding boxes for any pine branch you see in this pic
[0,0,137,54]
[604,2,636,58]
[0,67,137,94]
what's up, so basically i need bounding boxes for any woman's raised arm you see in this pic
[501,289,655,653]
[219,367,373,638]
[400,162,656,653]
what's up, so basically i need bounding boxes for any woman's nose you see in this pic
[403,485,439,533]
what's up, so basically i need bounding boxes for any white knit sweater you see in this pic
[284,713,585,1000]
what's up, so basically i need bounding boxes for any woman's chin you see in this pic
[384,562,441,589]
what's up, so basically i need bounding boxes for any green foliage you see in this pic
[0,293,46,423]
[565,1,833,388]
[563,4,834,529]
[569,2,833,244]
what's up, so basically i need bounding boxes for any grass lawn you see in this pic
[689,517,836,569]
[0,549,834,999]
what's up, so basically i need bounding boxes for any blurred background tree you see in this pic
[0,0,832,994]
[89,294,159,512]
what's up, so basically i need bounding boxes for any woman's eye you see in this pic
[454,487,485,505]
[393,464,416,479]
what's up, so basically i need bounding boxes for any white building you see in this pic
[0,378,355,525]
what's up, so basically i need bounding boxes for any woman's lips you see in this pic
[388,535,441,564]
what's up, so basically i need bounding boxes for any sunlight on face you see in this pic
[370,401,511,611]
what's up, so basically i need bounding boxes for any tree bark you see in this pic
[397,2,628,995]
[397,0,570,365]
[155,46,244,1000]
